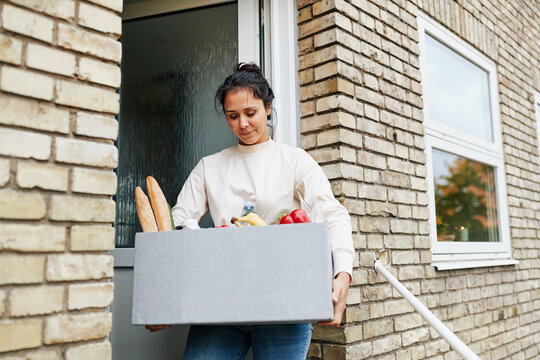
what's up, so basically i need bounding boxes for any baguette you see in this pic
[135,186,158,232]
[146,176,172,231]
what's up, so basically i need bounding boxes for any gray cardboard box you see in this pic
[132,223,334,325]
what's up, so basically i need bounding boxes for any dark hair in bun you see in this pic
[215,63,275,115]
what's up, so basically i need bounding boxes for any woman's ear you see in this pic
[266,105,271,117]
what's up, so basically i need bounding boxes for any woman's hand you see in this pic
[318,272,351,327]
[145,325,171,332]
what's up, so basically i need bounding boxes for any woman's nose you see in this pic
[239,115,249,128]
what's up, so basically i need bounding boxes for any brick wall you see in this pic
[298,0,539,359]
[0,0,121,358]
[1,0,538,358]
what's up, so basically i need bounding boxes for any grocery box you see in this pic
[132,223,334,325]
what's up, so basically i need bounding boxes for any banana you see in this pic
[231,212,267,226]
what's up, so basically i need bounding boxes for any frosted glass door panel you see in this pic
[116,3,239,247]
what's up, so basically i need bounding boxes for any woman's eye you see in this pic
[247,112,256,117]
[228,115,237,119]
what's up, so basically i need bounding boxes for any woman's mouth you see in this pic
[240,130,254,137]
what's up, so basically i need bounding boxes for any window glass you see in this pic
[419,15,514,268]
[116,3,239,247]
[425,34,493,142]
[432,149,499,243]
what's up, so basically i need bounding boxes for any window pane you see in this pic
[432,149,499,242]
[425,34,493,142]
[116,3,239,247]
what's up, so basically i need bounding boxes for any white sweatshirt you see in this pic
[171,139,354,277]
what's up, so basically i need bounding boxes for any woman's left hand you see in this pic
[318,272,351,327]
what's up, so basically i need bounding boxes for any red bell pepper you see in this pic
[278,209,309,224]
[290,209,309,223]
[279,214,294,224]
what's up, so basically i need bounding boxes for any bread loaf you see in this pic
[146,176,172,231]
[135,186,158,232]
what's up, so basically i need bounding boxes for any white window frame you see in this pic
[418,13,517,270]
[262,0,300,147]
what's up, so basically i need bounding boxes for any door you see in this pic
[111,1,260,358]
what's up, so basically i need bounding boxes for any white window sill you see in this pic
[432,256,519,270]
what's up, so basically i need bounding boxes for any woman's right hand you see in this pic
[145,325,171,332]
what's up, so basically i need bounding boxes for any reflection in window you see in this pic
[425,34,493,142]
[433,149,499,242]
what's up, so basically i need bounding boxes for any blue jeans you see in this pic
[183,323,312,360]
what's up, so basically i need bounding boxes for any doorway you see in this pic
[111,0,299,357]
[111,2,252,359]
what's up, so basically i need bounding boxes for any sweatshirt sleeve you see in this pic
[171,159,209,227]
[294,150,355,278]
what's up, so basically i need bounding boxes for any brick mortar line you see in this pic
[54,133,117,146]
[0,122,116,146]
[0,186,115,198]
[0,90,121,122]
[303,106,361,118]
[3,275,113,286]
[297,20,347,42]
[299,93,423,121]
[500,161,540,174]
[2,345,64,359]
[300,125,424,148]
[301,63,424,97]
[0,247,113,255]
[81,0,124,15]
[309,136,425,151]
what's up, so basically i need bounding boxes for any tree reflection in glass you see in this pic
[432,149,499,242]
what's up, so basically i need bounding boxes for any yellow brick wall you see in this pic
[0,0,121,358]
[299,0,540,359]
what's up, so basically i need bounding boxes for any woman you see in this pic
[149,63,354,359]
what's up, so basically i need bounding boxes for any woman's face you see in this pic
[224,89,271,146]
